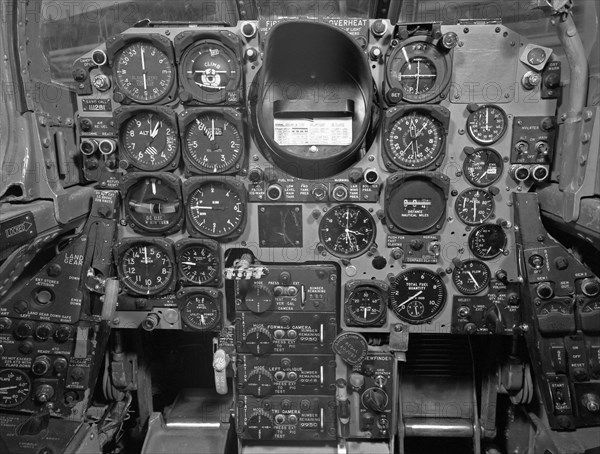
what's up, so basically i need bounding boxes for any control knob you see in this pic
[242,283,274,314]
[247,413,275,440]
[246,369,274,397]
[35,384,55,403]
[362,388,388,413]
[245,327,274,356]
[581,278,600,297]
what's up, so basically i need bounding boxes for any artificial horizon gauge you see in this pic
[176,240,220,286]
[113,41,175,104]
[390,268,446,324]
[181,293,221,330]
[116,241,175,296]
[385,111,444,170]
[185,179,246,240]
[182,111,243,174]
[345,286,387,327]
[455,188,495,225]
[452,260,491,295]
[463,148,504,187]
[0,369,31,408]
[123,174,182,234]
[179,40,241,104]
[467,105,508,145]
[119,109,179,171]
[318,204,376,258]
[468,224,508,260]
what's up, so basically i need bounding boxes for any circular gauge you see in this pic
[452,260,491,295]
[346,287,387,327]
[386,39,451,103]
[318,205,376,258]
[390,269,446,324]
[180,40,241,104]
[186,180,246,239]
[183,112,243,174]
[181,294,221,330]
[120,110,178,171]
[385,111,444,170]
[385,175,447,234]
[113,42,174,103]
[538,300,571,316]
[467,105,508,145]
[178,243,220,286]
[463,148,504,187]
[468,224,507,260]
[0,369,31,408]
[455,188,495,225]
[124,175,182,234]
[527,48,547,66]
[118,243,174,295]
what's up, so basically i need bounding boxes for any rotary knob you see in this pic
[246,369,274,397]
[54,325,72,343]
[35,323,53,341]
[245,327,273,356]
[243,284,274,314]
[35,384,55,403]
[362,388,388,413]
[32,356,51,376]
[581,278,600,297]
[246,413,275,440]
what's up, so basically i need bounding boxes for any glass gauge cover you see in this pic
[467,105,508,145]
[123,174,182,234]
[183,111,243,174]
[119,110,179,171]
[385,111,444,170]
[455,188,495,225]
[452,260,491,295]
[185,179,246,240]
[318,204,376,258]
[463,148,504,187]
[468,224,507,260]
[177,242,220,286]
[346,287,387,327]
[181,293,221,330]
[0,369,31,408]
[117,242,174,295]
[390,268,446,324]
[180,40,241,104]
[113,42,175,104]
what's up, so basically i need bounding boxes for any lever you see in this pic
[213,348,230,395]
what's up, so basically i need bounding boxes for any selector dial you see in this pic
[243,284,274,314]
[247,413,275,440]
[246,369,275,397]
[245,327,273,356]
[362,387,388,413]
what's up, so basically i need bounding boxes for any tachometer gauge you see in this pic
[345,286,387,327]
[115,240,175,296]
[179,40,241,105]
[181,110,244,174]
[175,239,221,287]
[390,269,446,324]
[0,369,31,408]
[463,148,504,187]
[468,224,507,260]
[118,108,179,171]
[184,178,246,240]
[113,41,175,104]
[318,205,376,258]
[455,188,495,225]
[452,260,491,295]
[180,291,222,331]
[385,111,444,170]
[122,173,183,235]
[467,105,508,145]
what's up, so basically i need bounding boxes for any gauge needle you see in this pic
[467,271,479,286]
[151,180,157,195]
[141,47,146,71]
[485,108,489,130]
[201,315,206,325]
[397,291,423,308]
[143,73,148,90]
[144,247,148,264]
[415,60,421,93]
[473,198,478,219]
[150,121,161,138]
[191,205,225,210]
[477,168,489,182]
[211,119,216,142]
[402,47,411,69]
[182,262,197,266]
[0,386,18,391]
[364,308,368,319]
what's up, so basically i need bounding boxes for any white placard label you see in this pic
[274,118,353,146]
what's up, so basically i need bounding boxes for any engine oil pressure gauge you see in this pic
[467,105,508,145]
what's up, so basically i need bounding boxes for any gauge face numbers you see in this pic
[184,113,243,173]
[187,181,245,239]
[463,148,504,187]
[386,112,444,170]
[179,244,220,286]
[452,260,491,295]
[468,224,507,260]
[181,41,240,103]
[455,188,495,225]
[467,105,508,145]
[118,243,174,295]
[390,269,446,324]
[114,42,174,103]
[121,111,178,171]
[318,205,376,258]
[0,369,31,408]
[390,43,438,96]
[181,294,221,330]
[346,287,387,327]
[124,176,182,234]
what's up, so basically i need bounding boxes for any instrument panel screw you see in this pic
[394,324,403,332]
[463,28,469,33]
[537,235,545,242]
[583,110,593,121]
[495,27,501,33]
[458,129,465,135]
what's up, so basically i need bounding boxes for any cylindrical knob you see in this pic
[522,71,541,90]
[246,369,274,397]
[332,184,349,201]
[247,414,274,440]
[32,356,52,376]
[35,323,53,341]
[536,282,554,299]
[581,278,600,297]
[245,327,273,356]
[440,32,459,50]
[35,384,55,403]
[248,168,264,183]
[0,317,12,331]
[363,388,388,413]
[14,321,33,339]
[311,184,328,201]
[53,357,68,373]
[142,313,160,331]
[582,393,600,413]
[54,325,72,343]
[371,20,387,37]
[243,284,274,314]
